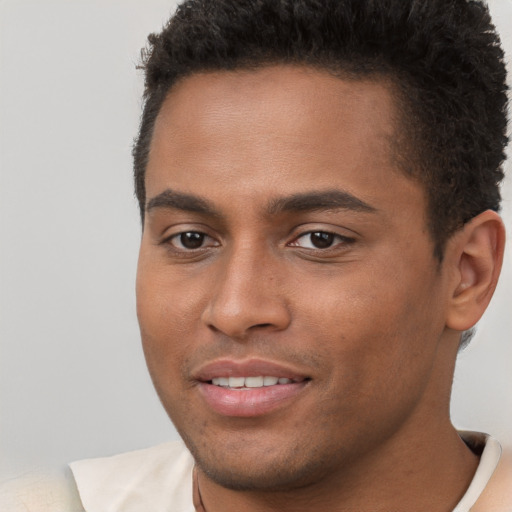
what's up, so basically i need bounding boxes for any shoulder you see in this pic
[472,442,512,511]
[0,465,84,512]
[70,440,195,512]
[469,436,512,512]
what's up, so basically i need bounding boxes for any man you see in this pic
[2,0,510,510]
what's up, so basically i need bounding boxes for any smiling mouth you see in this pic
[199,377,310,417]
[209,376,308,389]
[194,358,311,416]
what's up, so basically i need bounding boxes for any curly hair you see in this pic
[133,0,508,260]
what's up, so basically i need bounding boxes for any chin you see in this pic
[200,457,331,492]
[182,430,334,492]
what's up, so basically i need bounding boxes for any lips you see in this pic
[194,359,311,417]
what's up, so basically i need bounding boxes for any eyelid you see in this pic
[287,228,356,252]
[158,221,216,241]
[158,224,356,255]
[156,219,211,237]
[288,225,355,241]
[159,225,222,256]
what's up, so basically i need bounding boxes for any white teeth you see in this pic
[245,376,264,388]
[228,377,246,388]
[263,376,279,386]
[212,377,229,387]
[211,376,296,388]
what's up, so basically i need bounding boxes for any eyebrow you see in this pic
[146,189,220,217]
[145,188,377,218]
[267,190,377,215]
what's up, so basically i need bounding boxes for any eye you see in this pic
[167,231,218,250]
[289,231,353,250]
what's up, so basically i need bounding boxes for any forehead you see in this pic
[156,65,397,128]
[150,66,398,166]
[146,66,421,221]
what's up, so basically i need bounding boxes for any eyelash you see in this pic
[163,229,354,254]
[165,231,219,251]
[288,231,355,251]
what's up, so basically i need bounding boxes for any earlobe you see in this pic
[446,210,505,332]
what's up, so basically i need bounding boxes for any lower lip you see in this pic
[198,381,308,417]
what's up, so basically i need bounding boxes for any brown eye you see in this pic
[180,232,204,249]
[289,230,354,251]
[309,232,335,248]
[169,231,210,250]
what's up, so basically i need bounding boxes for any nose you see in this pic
[201,245,291,340]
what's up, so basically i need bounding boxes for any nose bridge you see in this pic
[202,239,290,338]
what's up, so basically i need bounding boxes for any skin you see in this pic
[136,66,504,511]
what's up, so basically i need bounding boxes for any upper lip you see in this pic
[193,358,310,382]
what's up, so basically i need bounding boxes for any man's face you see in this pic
[137,66,452,490]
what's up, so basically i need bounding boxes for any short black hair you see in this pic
[133,0,508,260]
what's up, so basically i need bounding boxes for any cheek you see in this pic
[297,261,442,386]
[136,263,194,379]
[137,253,205,334]
[136,265,211,436]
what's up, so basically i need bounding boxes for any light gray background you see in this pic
[1,0,511,479]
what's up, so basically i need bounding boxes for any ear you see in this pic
[445,210,506,332]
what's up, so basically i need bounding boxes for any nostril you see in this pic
[201,296,291,339]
